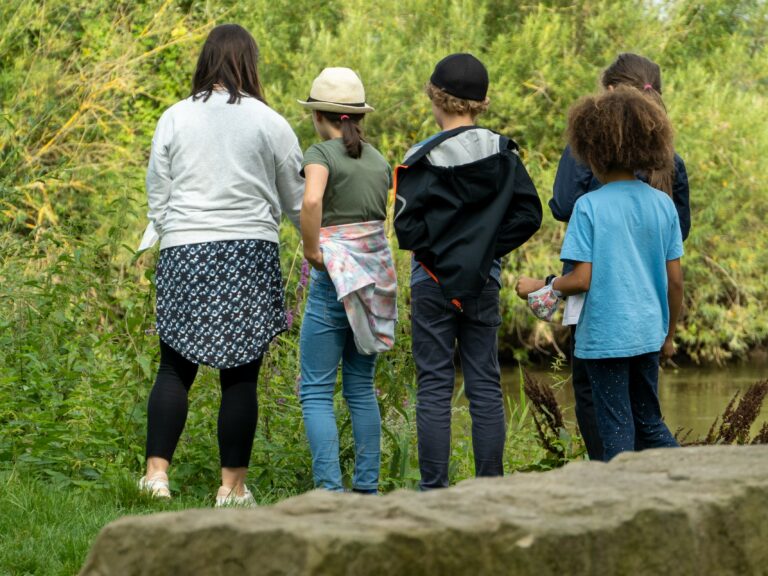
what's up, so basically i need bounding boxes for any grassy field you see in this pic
[0,470,235,576]
[0,390,560,575]
[2,0,768,573]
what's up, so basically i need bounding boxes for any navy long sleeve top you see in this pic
[550,145,691,273]
[550,145,691,236]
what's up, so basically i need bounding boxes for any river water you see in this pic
[497,363,768,439]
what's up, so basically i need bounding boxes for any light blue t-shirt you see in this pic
[561,180,684,359]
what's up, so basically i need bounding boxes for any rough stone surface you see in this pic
[80,446,768,576]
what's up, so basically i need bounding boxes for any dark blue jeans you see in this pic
[583,352,679,461]
[570,326,604,461]
[411,281,505,489]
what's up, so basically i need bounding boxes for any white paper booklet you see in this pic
[137,222,159,252]
[562,292,586,326]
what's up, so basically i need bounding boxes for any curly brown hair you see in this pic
[567,86,674,189]
[425,82,489,117]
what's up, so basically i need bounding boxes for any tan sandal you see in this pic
[215,485,256,508]
[138,475,171,499]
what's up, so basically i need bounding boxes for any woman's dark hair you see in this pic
[566,86,674,189]
[601,53,673,193]
[318,111,366,159]
[191,24,266,105]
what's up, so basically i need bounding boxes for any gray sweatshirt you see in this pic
[146,91,304,250]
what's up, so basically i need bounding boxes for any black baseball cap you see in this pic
[430,53,489,101]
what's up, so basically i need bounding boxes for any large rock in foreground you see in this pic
[81,446,768,576]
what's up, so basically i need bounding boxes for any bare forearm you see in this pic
[667,281,683,338]
[301,163,329,264]
[552,274,584,296]
[552,262,592,296]
[665,259,684,340]
[301,201,322,258]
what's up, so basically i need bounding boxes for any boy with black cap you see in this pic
[394,53,542,490]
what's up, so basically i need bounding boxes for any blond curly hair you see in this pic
[425,82,489,117]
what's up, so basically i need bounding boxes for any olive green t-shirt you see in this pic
[301,138,392,227]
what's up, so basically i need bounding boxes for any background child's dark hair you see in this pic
[602,53,663,99]
[566,86,674,188]
[318,111,365,158]
[601,53,673,193]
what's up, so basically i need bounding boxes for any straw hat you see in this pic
[297,67,375,114]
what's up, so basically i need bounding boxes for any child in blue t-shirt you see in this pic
[518,85,683,461]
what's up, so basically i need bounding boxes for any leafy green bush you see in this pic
[1,0,767,496]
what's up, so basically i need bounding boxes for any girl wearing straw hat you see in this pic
[297,68,396,494]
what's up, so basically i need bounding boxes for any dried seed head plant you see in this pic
[522,370,572,461]
[687,380,768,446]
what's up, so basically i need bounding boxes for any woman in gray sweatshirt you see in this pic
[138,24,304,507]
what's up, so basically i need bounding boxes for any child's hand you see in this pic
[305,250,325,272]
[516,277,545,300]
[661,336,676,359]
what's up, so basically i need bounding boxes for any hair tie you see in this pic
[340,114,350,121]
[643,83,654,91]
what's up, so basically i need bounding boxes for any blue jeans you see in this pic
[583,352,679,461]
[299,270,381,492]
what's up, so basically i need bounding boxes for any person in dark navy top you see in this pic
[551,145,691,243]
[547,53,692,461]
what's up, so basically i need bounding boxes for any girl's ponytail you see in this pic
[319,111,366,159]
[339,114,364,159]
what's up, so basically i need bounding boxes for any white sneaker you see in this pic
[215,485,256,508]
[138,475,171,499]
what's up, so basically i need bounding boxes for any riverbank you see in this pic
[506,361,768,438]
[3,362,766,575]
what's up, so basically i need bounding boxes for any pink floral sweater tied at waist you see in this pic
[319,221,398,355]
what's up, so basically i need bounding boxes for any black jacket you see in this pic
[394,126,542,303]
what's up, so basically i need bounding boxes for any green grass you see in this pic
[0,390,558,576]
[0,469,296,576]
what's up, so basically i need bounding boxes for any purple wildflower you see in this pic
[375,388,382,397]
[286,309,294,330]
[277,397,286,406]
[299,259,310,288]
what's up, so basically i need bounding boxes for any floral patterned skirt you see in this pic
[155,239,287,369]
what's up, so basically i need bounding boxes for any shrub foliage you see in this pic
[1,0,767,491]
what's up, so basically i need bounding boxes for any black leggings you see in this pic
[145,340,262,468]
